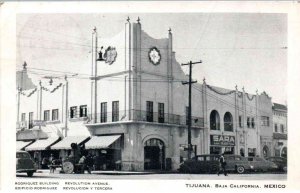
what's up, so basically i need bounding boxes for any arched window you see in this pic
[224,112,233,132]
[263,145,270,158]
[210,110,220,130]
[281,147,287,158]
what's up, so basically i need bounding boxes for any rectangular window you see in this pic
[280,124,284,133]
[274,124,278,132]
[261,116,270,126]
[146,101,153,122]
[29,112,34,129]
[44,110,50,121]
[70,106,77,118]
[79,105,87,117]
[158,103,164,123]
[247,117,250,128]
[112,101,119,122]
[21,113,26,121]
[101,102,107,123]
[251,118,255,128]
[52,109,59,121]
[239,116,242,128]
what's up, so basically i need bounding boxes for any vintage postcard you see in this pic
[0,1,300,192]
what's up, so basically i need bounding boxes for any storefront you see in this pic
[209,134,235,154]
[84,135,122,170]
[50,136,90,159]
[25,137,61,168]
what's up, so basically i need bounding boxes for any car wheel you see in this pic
[63,161,74,174]
[236,166,245,174]
[210,165,219,174]
[27,171,34,177]
[283,166,287,172]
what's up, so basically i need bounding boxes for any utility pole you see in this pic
[64,75,68,137]
[93,27,98,123]
[182,60,202,159]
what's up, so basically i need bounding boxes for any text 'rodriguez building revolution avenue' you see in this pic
[16,17,287,172]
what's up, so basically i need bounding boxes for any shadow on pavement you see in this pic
[16,174,59,179]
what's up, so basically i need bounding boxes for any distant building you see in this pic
[16,18,277,171]
[272,103,287,158]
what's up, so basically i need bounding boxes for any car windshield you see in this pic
[16,152,30,159]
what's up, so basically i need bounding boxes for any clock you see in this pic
[148,47,161,65]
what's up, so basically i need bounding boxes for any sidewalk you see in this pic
[36,169,177,175]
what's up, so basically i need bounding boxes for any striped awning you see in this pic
[25,137,61,151]
[51,136,90,150]
[16,141,33,150]
[85,135,121,149]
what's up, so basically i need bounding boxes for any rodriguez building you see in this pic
[16,18,275,171]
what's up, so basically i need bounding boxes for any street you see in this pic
[16,171,287,180]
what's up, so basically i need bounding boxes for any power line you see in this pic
[18,35,286,51]
[18,66,273,116]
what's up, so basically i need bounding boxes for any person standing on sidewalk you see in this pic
[78,155,86,174]
[86,153,94,174]
[218,153,228,176]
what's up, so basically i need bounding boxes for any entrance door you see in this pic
[144,138,165,170]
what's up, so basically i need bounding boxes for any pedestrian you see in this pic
[93,154,98,171]
[49,154,54,164]
[41,157,49,169]
[86,153,94,174]
[78,155,86,174]
[218,153,228,176]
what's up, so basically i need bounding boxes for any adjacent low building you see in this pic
[272,103,287,158]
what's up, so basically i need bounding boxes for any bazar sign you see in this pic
[210,135,235,146]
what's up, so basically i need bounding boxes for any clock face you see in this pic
[148,47,161,65]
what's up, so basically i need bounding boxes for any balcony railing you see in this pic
[86,110,204,127]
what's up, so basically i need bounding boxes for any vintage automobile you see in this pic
[178,154,219,174]
[223,154,254,174]
[266,157,287,172]
[16,150,37,177]
[178,154,253,174]
[246,156,278,172]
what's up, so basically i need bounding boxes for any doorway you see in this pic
[144,138,165,170]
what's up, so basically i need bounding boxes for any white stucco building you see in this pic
[16,18,275,171]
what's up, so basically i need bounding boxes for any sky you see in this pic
[16,13,287,104]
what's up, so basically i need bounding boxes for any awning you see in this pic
[25,137,61,151]
[85,135,121,149]
[16,141,33,150]
[51,136,90,150]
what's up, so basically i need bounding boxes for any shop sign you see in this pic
[33,120,46,127]
[210,135,235,146]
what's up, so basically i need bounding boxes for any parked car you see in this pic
[178,154,219,174]
[16,150,37,177]
[246,156,278,172]
[223,154,254,174]
[266,157,287,172]
[178,154,253,174]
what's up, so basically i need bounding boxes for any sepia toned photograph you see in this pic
[1,1,300,192]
